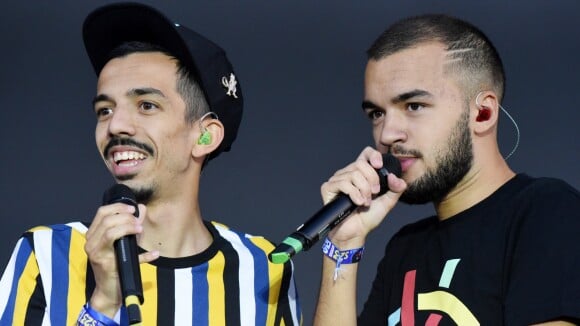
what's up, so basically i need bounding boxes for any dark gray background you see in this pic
[1,0,579,322]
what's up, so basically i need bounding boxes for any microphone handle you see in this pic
[114,234,143,324]
[269,195,355,264]
[268,153,402,264]
[296,194,354,250]
[107,195,143,324]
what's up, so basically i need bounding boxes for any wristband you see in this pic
[322,237,364,280]
[77,303,119,326]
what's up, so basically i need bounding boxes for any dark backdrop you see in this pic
[1,0,579,322]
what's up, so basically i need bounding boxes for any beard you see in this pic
[133,187,154,204]
[398,108,473,205]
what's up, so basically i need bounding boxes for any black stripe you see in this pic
[220,241,241,326]
[275,262,294,325]
[24,273,46,325]
[85,264,95,302]
[156,266,175,324]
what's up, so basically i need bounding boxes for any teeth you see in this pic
[113,151,146,163]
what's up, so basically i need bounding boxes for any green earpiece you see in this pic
[197,131,212,145]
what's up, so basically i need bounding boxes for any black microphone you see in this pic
[268,153,402,264]
[102,184,143,324]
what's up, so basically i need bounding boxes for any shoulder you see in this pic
[209,221,276,253]
[509,175,579,222]
[504,175,580,245]
[510,174,579,202]
[23,221,89,238]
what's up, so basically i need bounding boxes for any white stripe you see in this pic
[0,238,23,316]
[287,260,300,326]
[67,221,88,234]
[215,226,256,325]
[34,229,54,320]
[174,268,194,326]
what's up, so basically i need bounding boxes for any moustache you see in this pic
[103,137,155,158]
[391,144,422,158]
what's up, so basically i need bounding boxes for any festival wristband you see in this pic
[322,237,364,280]
[77,303,119,326]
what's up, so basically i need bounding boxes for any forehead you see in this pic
[364,42,462,101]
[97,52,179,92]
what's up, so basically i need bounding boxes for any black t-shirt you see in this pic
[358,174,580,325]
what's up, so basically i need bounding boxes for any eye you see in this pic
[95,107,112,119]
[139,101,159,112]
[406,103,425,112]
[366,109,385,121]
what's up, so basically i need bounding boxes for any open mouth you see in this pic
[113,150,147,166]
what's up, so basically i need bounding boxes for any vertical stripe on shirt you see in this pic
[156,267,175,325]
[218,228,256,326]
[140,262,158,325]
[67,227,88,325]
[174,268,194,325]
[192,262,209,324]
[50,226,70,325]
[207,251,227,325]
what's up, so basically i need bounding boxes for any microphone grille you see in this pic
[102,183,137,205]
[376,153,402,196]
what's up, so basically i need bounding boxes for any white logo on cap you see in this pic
[221,73,238,99]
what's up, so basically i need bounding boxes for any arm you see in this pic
[83,203,157,319]
[313,148,406,326]
[0,233,45,325]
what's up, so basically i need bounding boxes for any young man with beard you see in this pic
[313,15,580,325]
[0,3,301,325]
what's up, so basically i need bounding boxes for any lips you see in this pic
[107,147,148,176]
[395,156,416,173]
[113,150,147,166]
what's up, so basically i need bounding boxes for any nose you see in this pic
[107,106,136,137]
[377,110,407,148]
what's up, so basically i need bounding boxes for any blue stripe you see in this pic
[239,236,269,326]
[388,307,401,325]
[0,239,32,325]
[50,227,71,325]
[192,263,209,324]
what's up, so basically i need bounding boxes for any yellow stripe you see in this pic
[140,263,158,326]
[418,291,479,325]
[208,251,226,326]
[27,226,51,232]
[67,229,88,325]
[248,237,282,325]
[13,253,40,325]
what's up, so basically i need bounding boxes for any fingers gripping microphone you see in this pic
[102,184,143,324]
[268,153,402,264]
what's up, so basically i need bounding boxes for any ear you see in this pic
[472,91,499,134]
[191,118,224,159]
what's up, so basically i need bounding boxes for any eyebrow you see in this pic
[92,87,167,106]
[361,89,433,111]
[391,89,433,104]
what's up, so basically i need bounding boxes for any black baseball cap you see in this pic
[83,2,243,160]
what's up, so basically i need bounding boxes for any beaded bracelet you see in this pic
[77,303,119,326]
[322,237,364,280]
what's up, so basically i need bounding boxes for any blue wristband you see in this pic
[322,237,364,280]
[77,303,119,326]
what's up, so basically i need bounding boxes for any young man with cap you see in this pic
[313,15,580,325]
[0,3,301,325]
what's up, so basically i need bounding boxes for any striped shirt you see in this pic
[0,220,301,325]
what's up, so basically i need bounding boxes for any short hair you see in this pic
[106,41,209,123]
[367,14,505,102]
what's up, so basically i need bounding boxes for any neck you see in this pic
[435,152,515,220]
[137,175,212,258]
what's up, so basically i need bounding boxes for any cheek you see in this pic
[95,125,107,149]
